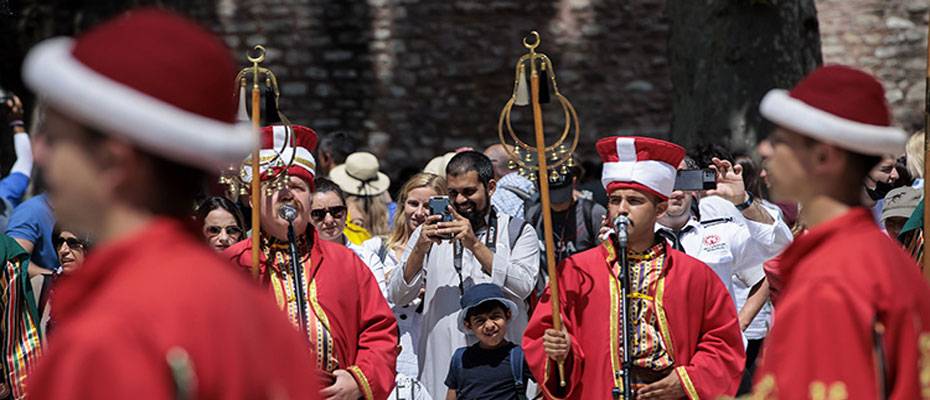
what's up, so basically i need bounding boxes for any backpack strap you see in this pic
[508,215,529,251]
[376,239,390,263]
[452,347,467,388]
[510,346,527,400]
[578,198,595,243]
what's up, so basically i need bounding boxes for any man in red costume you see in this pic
[523,136,745,400]
[21,9,317,398]
[225,124,398,400]
[753,65,930,398]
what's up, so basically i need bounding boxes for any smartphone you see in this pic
[429,196,454,222]
[428,196,453,239]
[674,169,717,191]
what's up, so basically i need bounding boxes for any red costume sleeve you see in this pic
[755,281,877,398]
[522,259,585,400]
[29,330,173,399]
[345,256,399,400]
[674,267,745,399]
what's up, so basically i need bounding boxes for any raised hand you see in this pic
[705,157,748,205]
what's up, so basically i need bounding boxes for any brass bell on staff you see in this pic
[498,31,580,185]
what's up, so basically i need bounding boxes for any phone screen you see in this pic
[428,196,453,222]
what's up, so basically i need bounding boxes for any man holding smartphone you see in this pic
[388,151,540,399]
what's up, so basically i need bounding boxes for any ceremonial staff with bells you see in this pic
[223,45,309,329]
[497,31,582,389]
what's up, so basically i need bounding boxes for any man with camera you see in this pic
[654,156,792,312]
[523,136,745,400]
[388,151,540,399]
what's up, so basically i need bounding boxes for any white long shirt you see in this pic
[387,212,539,399]
[360,237,425,381]
[656,197,792,305]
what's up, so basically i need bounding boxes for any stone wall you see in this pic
[817,0,929,132]
[195,0,673,175]
[3,0,928,180]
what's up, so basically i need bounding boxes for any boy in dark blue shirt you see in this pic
[445,283,533,400]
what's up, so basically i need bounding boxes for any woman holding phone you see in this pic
[363,172,446,400]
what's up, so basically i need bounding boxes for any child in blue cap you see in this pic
[444,283,534,400]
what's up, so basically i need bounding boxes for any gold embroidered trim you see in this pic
[654,276,675,357]
[347,365,374,400]
[308,280,332,333]
[750,374,776,400]
[920,333,930,399]
[676,366,699,400]
[609,272,623,392]
[809,381,848,400]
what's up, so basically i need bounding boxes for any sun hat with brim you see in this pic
[21,8,255,171]
[424,152,457,177]
[881,186,922,223]
[458,283,518,326]
[330,152,391,197]
[759,65,907,157]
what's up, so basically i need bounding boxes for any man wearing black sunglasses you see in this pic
[224,125,398,399]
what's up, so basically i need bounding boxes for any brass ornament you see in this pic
[498,31,580,182]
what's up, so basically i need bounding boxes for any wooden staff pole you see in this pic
[250,64,262,280]
[528,41,566,387]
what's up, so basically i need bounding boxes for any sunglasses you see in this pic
[310,206,347,222]
[204,225,244,237]
[55,237,85,250]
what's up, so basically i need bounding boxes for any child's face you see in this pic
[465,306,510,348]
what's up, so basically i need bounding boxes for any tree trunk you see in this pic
[667,0,823,151]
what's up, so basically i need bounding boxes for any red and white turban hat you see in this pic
[760,65,907,156]
[241,124,318,188]
[596,136,686,201]
[22,8,255,171]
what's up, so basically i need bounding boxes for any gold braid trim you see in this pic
[308,280,332,333]
[347,365,374,400]
[676,366,699,400]
[654,276,676,357]
[608,267,623,392]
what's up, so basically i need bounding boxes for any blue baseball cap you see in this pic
[459,283,518,325]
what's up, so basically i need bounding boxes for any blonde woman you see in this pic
[363,172,446,400]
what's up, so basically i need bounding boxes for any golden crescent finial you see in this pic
[247,45,266,64]
[522,31,540,51]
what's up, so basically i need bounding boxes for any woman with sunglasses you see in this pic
[39,229,91,340]
[310,178,388,294]
[196,196,246,252]
[362,172,446,400]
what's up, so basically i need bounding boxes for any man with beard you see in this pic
[523,136,745,399]
[751,65,930,398]
[388,151,539,398]
[22,9,317,398]
[225,124,398,400]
